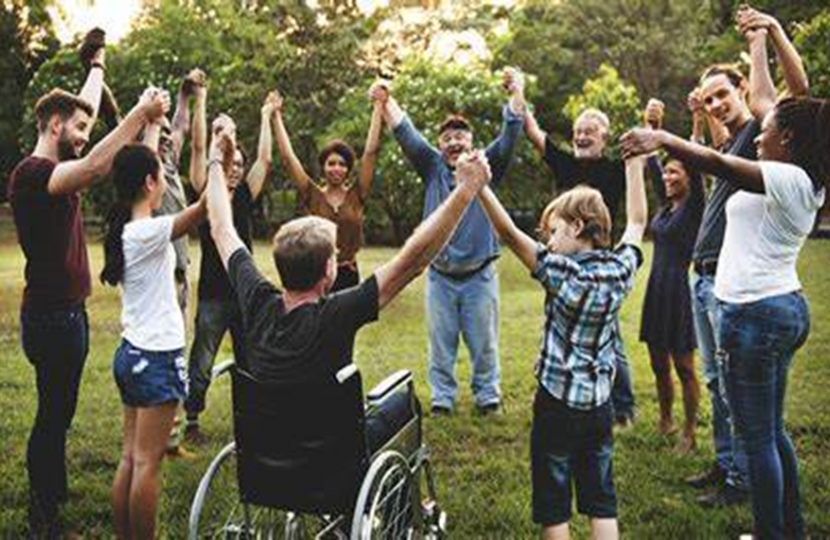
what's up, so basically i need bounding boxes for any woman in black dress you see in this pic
[641,155,704,452]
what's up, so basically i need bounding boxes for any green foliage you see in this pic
[326,56,548,243]
[563,64,642,149]
[795,11,830,99]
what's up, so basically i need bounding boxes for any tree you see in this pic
[794,11,830,99]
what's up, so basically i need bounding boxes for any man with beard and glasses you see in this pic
[7,56,170,533]
[375,68,525,417]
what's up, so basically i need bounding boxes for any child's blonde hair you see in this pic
[538,186,612,248]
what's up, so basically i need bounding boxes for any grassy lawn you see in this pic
[0,238,828,538]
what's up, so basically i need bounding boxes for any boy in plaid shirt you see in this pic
[478,156,648,539]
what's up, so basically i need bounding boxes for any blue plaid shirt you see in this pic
[531,243,643,410]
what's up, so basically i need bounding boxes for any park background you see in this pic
[1,0,830,537]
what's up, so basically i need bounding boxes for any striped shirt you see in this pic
[532,243,643,410]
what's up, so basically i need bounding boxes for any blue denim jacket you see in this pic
[392,105,524,272]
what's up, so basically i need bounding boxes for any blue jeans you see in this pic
[20,306,89,517]
[692,273,748,489]
[184,298,247,418]
[720,292,809,540]
[611,324,636,421]
[426,265,500,408]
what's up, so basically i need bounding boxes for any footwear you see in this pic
[685,465,726,489]
[697,483,749,508]
[430,405,453,417]
[476,403,501,416]
[615,414,635,430]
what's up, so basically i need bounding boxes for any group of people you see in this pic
[6,4,828,539]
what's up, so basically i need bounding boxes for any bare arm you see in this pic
[272,93,313,194]
[620,156,648,245]
[142,122,161,152]
[374,152,491,309]
[47,89,169,196]
[358,101,384,198]
[746,29,778,122]
[170,89,190,162]
[380,94,405,130]
[78,47,105,133]
[206,123,245,269]
[621,128,764,193]
[523,107,547,155]
[245,93,278,200]
[171,195,207,239]
[189,86,208,194]
[478,186,537,271]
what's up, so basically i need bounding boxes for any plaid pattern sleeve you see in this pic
[533,243,643,410]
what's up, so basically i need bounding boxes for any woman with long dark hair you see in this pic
[101,143,205,539]
[622,95,828,539]
[272,87,385,291]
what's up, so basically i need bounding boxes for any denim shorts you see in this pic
[113,340,188,407]
[531,387,617,525]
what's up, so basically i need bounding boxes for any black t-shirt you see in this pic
[227,248,379,384]
[692,119,761,266]
[543,137,625,226]
[198,183,254,300]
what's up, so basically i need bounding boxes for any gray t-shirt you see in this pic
[157,153,189,272]
[692,119,761,267]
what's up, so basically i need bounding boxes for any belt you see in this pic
[431,258,494,281]
[693,259,718,276]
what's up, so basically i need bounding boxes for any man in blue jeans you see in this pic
[374,70,525,415]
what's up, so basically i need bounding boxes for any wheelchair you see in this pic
[188,363,447,539]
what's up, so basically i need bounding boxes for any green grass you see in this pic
[1,239,829,538]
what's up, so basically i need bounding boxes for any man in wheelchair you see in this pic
[192,116,493,538]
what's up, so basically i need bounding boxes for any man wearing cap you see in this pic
[374,69,525,416]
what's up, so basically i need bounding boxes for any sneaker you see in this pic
[430,405,453,417]
[686,465,726,489]
[697,483,749,508]
[476,403,501,416]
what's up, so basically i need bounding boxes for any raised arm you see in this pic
[206,117,245,268]
[620,156,648,245]
[478,186,536,271]
[172,194,207,239]
[48,88,170,196]
[381,90,442,180]
[621,127,764,194]
[738,6,809,99]
[374,151,491,309]
[357,98,385,199]
[142,121,161,152]
[245,92,278,200]
[523,107,547,155]
[77,50,105,133]
[271,90,314,194]
[189,81,208,194]
[744,26,778,122]
[485,68,526,184]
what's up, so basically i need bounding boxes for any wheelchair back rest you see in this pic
[230,365,369,514]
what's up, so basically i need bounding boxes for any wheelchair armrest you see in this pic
[211,358,236,381]
[336,363,359,384]
[367,370,412,406]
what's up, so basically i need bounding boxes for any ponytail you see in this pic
[99,144,161,286]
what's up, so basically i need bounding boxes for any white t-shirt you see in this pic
[715,162,825,304]
[121,216,185,350]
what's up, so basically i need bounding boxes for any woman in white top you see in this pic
[101,143,206,539]
[622,95,827,539]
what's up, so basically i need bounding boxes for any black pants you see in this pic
[20,306,89,517]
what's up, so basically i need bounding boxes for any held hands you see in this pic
[369,80,391,105]
[687,88,705,116]
[455,150,492,193]
[262,90,282,118]
[139,86,171,123]
[502,67,525,97]
[182,68,207,98]
[736,5,778,41]
[620,128,664,160]
[644,98,665,130]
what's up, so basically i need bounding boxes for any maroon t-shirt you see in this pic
[7,156,91,310]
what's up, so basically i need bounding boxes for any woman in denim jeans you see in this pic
[622,94,828,539]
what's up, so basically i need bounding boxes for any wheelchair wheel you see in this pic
[351,451,415,540]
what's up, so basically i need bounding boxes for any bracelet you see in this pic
[208,159,224,170]
[90,61,105,71]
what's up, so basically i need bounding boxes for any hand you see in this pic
[687,88,705,116]
[620,128,665,159]
[211,113,237,142]
[209,116,237,176]
[262,90,282,118]
[91,47,106,68]
[369,80,390,104]
[455,150,492,193]
[644,98,665,130]
[502,67,525,97]
[139,87,171,123]
[736,5,781,35]
[181,68,207,98]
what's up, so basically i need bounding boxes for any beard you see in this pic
[57,130,80,161]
